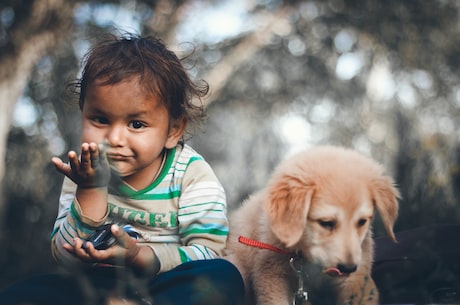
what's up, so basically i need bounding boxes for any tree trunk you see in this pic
[0,0,75,216]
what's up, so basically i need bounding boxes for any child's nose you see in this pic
[106,125,126,147]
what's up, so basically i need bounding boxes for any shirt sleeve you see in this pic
[50,177,108,265]
[149,159,229,273]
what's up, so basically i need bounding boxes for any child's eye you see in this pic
[93,117,109,125]
[129,121,145,129]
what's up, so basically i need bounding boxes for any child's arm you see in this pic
[51,180,160,274]
[50,142,112,264]
[51,145,160,273]
[52,142,110,220]
[50,176,110,264]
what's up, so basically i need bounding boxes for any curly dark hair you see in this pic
[69,33,208,137]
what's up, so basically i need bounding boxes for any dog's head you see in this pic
[264,146,399,275]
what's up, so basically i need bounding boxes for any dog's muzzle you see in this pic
[324,263,357,277]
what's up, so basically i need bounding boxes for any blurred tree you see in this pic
[190,0,460,226]
[0,0,75,214]
[0,0,188,212]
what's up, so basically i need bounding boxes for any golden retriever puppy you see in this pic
[225,146,399,305]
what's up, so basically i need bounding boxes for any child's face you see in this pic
[80,77,184,189]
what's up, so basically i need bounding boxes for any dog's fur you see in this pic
[224,146,399,305]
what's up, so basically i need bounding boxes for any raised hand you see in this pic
[52,142,111,189]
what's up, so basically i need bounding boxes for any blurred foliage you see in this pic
[1,0,460,291]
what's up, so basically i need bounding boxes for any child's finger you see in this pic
[88,143,100,168]
[67,151,79,167]
[83,241,105,259]
[63,243,75,254]
[112,224,136,249]
[51,157,70,176]
[98,142,110,168]
[111,224,125,244]
[80,143,91,169]
[72,237,85,250]
[74,240,99,262]
[63,238,95,263]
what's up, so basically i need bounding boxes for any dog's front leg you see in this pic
[337,273,379,305]
[253,274,293,305]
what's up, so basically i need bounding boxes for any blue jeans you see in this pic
[0,259,244,305]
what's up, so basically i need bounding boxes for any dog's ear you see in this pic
[264,174,315,247]
[371,176,400,241]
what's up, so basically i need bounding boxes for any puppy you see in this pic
[225,146,399,305]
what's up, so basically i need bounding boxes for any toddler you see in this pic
[0,33,244,305]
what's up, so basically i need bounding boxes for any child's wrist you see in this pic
[129,246,160,276]
[75,187,108,221]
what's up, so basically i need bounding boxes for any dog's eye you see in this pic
[357,219,367,227]
[319,220,336,231]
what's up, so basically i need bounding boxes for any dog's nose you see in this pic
[337,263,357,274]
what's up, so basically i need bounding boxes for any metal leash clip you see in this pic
[290,255,308,305]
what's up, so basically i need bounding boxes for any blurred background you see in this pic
[1,0,460,291]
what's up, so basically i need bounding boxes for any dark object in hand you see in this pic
[83,224,117,250]
[82,224,139,250]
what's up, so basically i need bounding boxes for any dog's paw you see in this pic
[339,275,379,305]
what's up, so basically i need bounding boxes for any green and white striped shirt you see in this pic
[51,143,228,273]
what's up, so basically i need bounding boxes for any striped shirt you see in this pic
[50,143,228,273]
